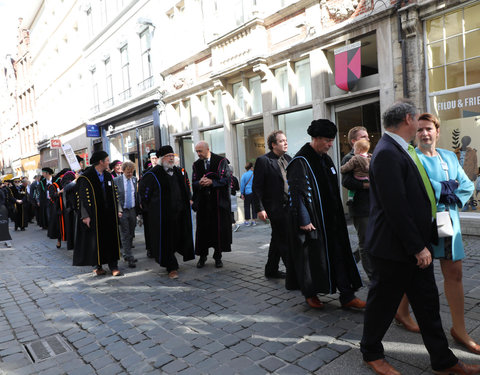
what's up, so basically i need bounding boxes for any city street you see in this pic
[1,221,480,374]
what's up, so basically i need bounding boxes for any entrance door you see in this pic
[179,136,195,181]
[334,98,381,207]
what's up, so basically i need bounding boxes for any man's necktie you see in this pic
[204,160,210,171]
[408,145,437,218]
[125,179,133,209]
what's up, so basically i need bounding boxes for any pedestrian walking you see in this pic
[286,120,364,310]
[240,162,256,226]
[114,161,139,268]
[139,145,194,278]
[0,181,12,247]
[73,151,122,276]
[11,177,29,231]
[360,101,480,375]
[37,167,54,230]
[192,141,231,268]
[252,130,291,279]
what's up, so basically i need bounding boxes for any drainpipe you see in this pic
[396,0,409,98]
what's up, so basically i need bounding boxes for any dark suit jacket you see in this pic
[365,133,436,263]
[252,151,292,219]
[114,175,139,214]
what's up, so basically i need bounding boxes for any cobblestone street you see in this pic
[1,221,480,374]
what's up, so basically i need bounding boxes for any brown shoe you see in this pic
[168,270,178,279]
[305,296,324,309]
[365,359,401,375]
[451,329,480,355]
[93,268,106,276]
[342,297,366,309]
[394,314,420,333]
[433,361,480,374]
[111,269,122,277]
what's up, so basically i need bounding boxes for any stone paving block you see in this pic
[83,348,106,363]
[276,346,305,362]
[90,354,116,370]
[65,364,97,375]
[313,347,341,363]
[259,356,286,372]
[276,363,310,374]
[195,357,221,372]
[182,350,208,365]
[120,352,144,369]
[202,341,225,354]
[259,340,286,354]
[297,353,325,372]
[161,359,188,373]
[218,334,242,347]
[152,353,175,368]
[96,363,124,375]
[212,348,239,362]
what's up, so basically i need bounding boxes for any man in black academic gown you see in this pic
[286,119,364,310]
[73,151,122,276]
[37,167,54,229]
[11,177,28,231]
[192,141,231,268]
[139,145,195,278]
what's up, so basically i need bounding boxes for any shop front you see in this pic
[21,154,41,179]
[426,2,480,215]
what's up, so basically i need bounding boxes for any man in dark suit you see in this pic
[114,161,138,268]
[252,130,290,279]
[360,101,480,375]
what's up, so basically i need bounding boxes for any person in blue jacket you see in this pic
[240,162,256,226]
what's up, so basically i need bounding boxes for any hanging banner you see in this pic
[334,41,361,91]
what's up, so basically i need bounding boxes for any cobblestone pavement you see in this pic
[1,221,480,375]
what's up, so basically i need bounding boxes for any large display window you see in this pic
[426,3,480,212]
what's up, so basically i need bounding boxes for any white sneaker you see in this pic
[251,221,257,226]
[244,221,250,226]
[4,242,11,248]
[233,224,240,232]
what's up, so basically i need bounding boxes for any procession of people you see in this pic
[2,99,480,375]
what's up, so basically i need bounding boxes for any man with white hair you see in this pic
[192,141,232,269]
[139,145,194,279]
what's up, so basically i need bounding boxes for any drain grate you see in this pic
[23,335,71,363]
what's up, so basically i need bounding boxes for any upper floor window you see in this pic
[120,45,131,100]
[275,66,289,109]
[214,89,224,124]
[248,76,262,115]
[139,30,153,90]
[294,59,312,104]
[104,58,114,107]
[426,3,480,92]
[90,67,99,113]
[232,82,245,119]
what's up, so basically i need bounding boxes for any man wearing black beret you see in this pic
[73,150,123,276]
[286,119,364,310]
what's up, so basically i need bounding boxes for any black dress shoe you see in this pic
[146,249,153,258]
[197,256,207,268]
[265,270,286,279]
[215,259,223,268]
[128,260,136,268]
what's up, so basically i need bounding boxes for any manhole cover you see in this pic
[23,335,71,363]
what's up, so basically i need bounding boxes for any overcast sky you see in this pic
[0,0,29,58]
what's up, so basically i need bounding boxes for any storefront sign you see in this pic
[86,124,100,137]
[432,87,480,120]
[61,143,81,171]
[334,41,361,91]
[50,139,61,148]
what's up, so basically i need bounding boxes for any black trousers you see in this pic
[360,256,457,371]
[243,193,257,220]
[265,212,289,275]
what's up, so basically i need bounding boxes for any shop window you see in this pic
[202,128,225,156]
[277,108,313,156]
[109,133,123,161]
[236,120,264,173]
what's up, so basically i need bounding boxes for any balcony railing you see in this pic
[90,105,100,114]
[118,88,132,101]
[138,76,154,91]
[103,97,114,108]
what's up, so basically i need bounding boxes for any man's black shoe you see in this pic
[265,270,286,279]
[146,249,153,258]
[197,256,207,268]
[128,260,136,268]
[215,259,223,268]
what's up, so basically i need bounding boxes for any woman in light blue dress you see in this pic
[400,113,477,354]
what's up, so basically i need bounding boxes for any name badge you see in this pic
[331,167,336,175]
[108,181,112,186]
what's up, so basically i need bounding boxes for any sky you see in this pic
[0,0,29,58]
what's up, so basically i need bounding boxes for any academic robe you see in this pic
[139,165,195,267]
[37,178,50,229]
[11,185,28,230]
[47,182,63,240]
[192,153,232,254]
[0,188,12,241]
[286,143,362,296]
[63,178,78,250]
[73,166,121,266]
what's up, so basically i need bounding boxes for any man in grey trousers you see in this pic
[114,161,138,268]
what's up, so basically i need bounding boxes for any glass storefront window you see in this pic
[202,128,225,156]
[236,119,264,173]
[277,108,313,156]
[123,129,137,155]
[109,133,123,161]
[274,66,289,109]
[138,125,155,173]
[427,5,480,214]
[249,76,262,115]
[295,59,312,104]
[179,137,195,181]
